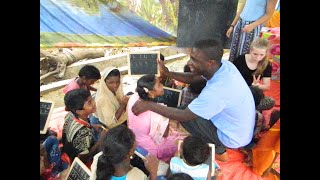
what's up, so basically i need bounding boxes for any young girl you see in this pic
[233,37,275,111]
[226,0,278,62]
[90,125,159,180]
[127,74,184,162]
[170,136,211,180]
[62,89,107,165]
[63,65,101,94]
[90,67,129,128]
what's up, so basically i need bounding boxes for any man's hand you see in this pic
[158,58,170,77]
[131,100,151,116]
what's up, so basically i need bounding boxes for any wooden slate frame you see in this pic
[66,157,92,180]
[127,51,160,76]
[40,100,54,134]
[163,86,182,108]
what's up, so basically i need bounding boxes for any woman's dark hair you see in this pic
[105,69,120,81]
[182,136,210,166]
[136,74,156,101]
[64,89,91,118]
[189,79,206,94]
[78,65,101,79]
[96,125,136,180]
[249,86,265,107]
[167,173,193,180]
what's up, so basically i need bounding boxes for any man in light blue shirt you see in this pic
[131,39,255,162]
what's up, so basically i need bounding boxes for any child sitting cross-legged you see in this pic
[62,89,107,166]
[169,136,211,180]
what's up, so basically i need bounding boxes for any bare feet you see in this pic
[215,152,228,162]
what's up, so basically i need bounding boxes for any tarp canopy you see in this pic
[40,0,176,48]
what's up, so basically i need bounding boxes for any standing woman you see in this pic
[226,0,278,62]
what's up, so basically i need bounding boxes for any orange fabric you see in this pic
[266,11,280,28]
[61,152,71,165]
[217,149,264,180]
[252,122,280,176]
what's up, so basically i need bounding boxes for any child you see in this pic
[90,125,159,180]
[250,86,267,142]
[180,79,206,107]
[127,74,184,162]
[41,136,68,178]
[170,136,211,180]
[90,67,130,138]
[242,86,276,166]
[251,111,280,176]
[61,89,107,165]
[63,65,101,94]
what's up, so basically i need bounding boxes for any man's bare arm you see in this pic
[158,59,204,84]
[132,100,198,122]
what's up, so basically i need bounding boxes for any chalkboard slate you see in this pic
[176,0,238,48]
[66,157,92,180]
[155,87,182,108]
[128,51,160,76]
[40,101,54,134]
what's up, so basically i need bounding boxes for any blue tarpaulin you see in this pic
[40,0,176,48]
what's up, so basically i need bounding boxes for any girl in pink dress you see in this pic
[127,74,184,163]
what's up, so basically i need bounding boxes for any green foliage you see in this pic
[117,0,178,36]
[68,0,101,15]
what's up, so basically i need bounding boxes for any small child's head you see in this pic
[249,86,265,107]
[136,74,164,100]
[181,136,210,166]
[64,89,96,118]
[189,79,206,95]
[96,125,136,180]
[104,68,121,94]
[167,173,193,180]
[78,65,101,86]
